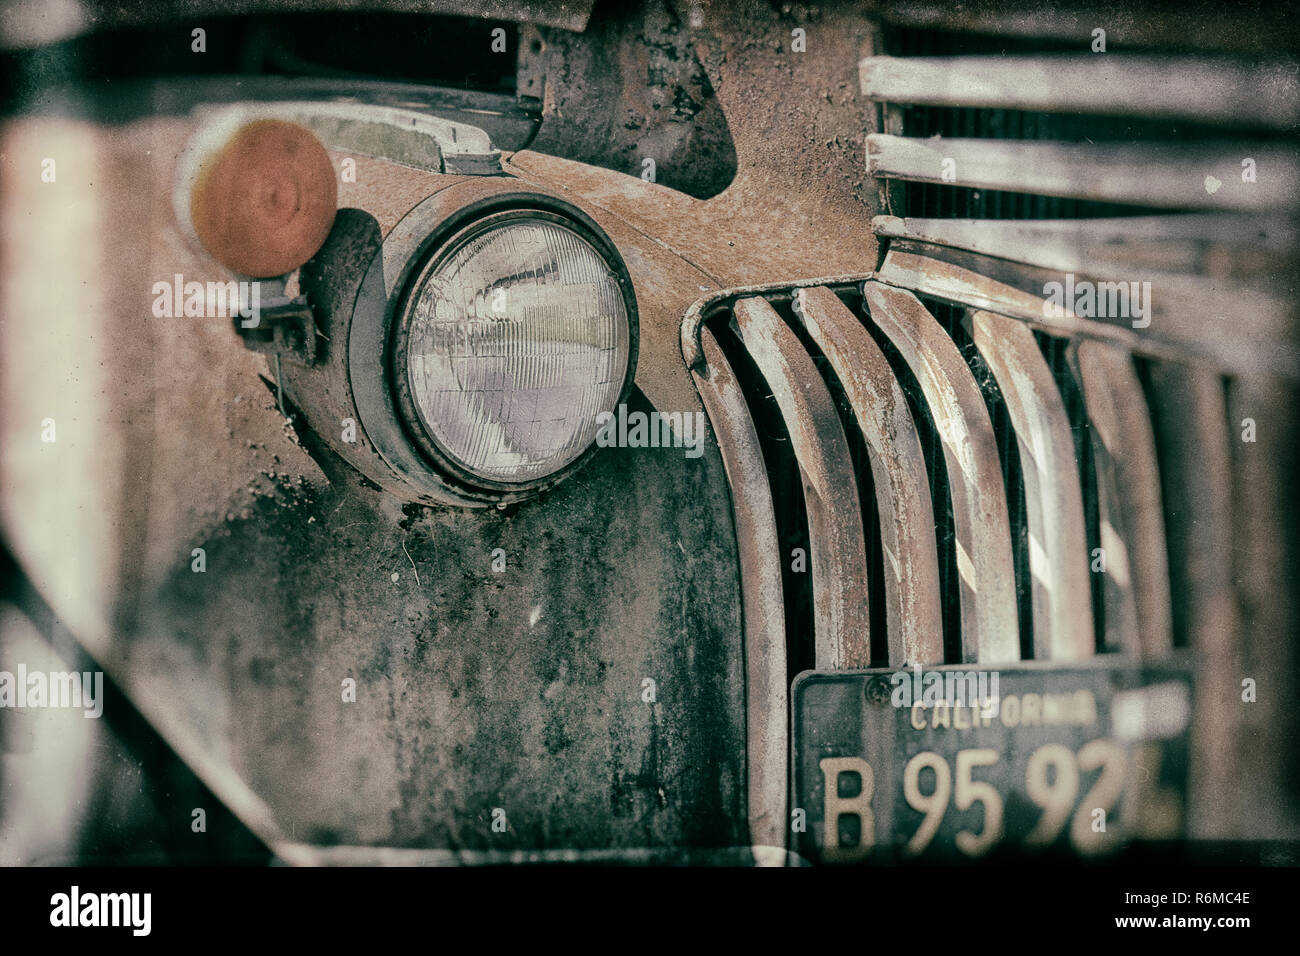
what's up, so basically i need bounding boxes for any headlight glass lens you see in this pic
[400,217,631,484]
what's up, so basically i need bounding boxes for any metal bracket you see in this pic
[235,293,320,366]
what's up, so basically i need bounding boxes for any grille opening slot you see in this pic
[704,306,816,680]
[898,103,1276,146]
[891,182,1175,222]
[769,290,892,667]
[881,20,1282,63]
[857,297,963,664]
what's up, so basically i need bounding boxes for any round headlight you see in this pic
[392,209,635,489]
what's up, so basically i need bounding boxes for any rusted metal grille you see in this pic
[687,280,1188,677]
[682,271,1241,853]
[695,21,1298,853]
[870,24,1299,224]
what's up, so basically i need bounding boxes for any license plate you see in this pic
[791,661,1193,863]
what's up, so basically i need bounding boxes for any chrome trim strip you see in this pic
[189,100,501,176]
[871,214,1296,281]
[875,248,1299,381]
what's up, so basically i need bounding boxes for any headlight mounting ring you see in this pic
[346,184,639,506]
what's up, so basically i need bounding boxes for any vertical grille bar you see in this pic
[862,281,1020,663]
[731,297,872,670]
[691,327,788,858]
[792,286,944,666]
[1074,340,1174,659]
[971,309,1094,660]
[1146,365,1240,836]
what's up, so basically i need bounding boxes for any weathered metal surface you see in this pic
[731,296,871,670]
[1074,341,1173,660]
[678,275,885,373]
[860,54,1300,128]
[868,133,1299,213]
[971,309,1093,661]
[518,4,737,200]
[1225,375,1300,839]
[876,247,1299,381]
[1145,365,1240,838]
[1060,344,1140,658]
[0,112,748,859]
[861,282,1019,664]
[271,101,500,175]
[871,214,1296,286]
[876,249,1151,351]
[692,327,787,859]
[119,404,749,856]
[793,285,943,667]
[503,2,882,289]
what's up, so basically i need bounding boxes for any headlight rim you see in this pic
[385,194,640,496]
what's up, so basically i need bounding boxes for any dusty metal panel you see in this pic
[861,282,1019,664]
[867,133,1299,213]
[1074,341,1173,660]
[860,54,1300,128]
[731,296,871,670]
[119,400,749,855]
[1146,365,1240,837]
[1225,375,1300,840]
[0,112,749,859]
[792,286,943,667]
[517,3,737,200]
[692,327,787,859]
[971,309,1093,661]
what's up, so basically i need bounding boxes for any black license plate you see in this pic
[791,661,1193,863]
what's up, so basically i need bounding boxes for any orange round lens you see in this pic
[187,119,337,278]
